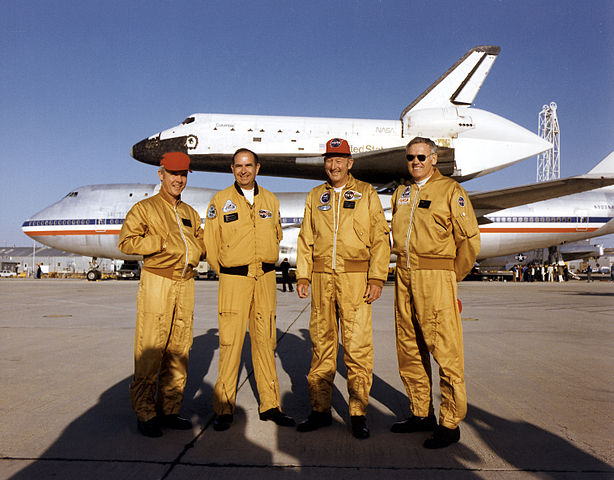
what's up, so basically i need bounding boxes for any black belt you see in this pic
[220,263,276,276]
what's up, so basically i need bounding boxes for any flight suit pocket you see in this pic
[218,311,238,347]
[353,219,371,247]
[168,316,192,355]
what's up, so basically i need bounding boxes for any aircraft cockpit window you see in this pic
[182,117,195,125]
[65,191,78,198]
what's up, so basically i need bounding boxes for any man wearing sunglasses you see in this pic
[390,137,480,449]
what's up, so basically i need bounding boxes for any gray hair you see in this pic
[406,137,438,154]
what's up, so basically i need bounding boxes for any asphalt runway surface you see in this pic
[1,278,613,479]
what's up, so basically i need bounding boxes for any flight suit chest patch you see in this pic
[317,205,331,211]
[258,209,272,219]
[223,200,237,213]
[343,190,362,200]
[224,212,239,222]
[343,200,355,209]
[182,218,192,227]
[418,200,431,209]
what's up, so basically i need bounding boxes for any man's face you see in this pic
[232,151,260,189]
[407,142,437,182]
[324,155,353,188]
[158,168,188,199]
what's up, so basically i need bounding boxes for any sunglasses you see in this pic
[406,154,430,162]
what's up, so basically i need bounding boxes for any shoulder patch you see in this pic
[207,205,217,219]
[458,196,465,207]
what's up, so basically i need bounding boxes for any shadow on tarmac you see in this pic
[9,328,613,479]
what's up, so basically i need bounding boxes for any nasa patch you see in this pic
[223,199,237,213]
[259,209,272,219]
[401,186,411,198]
[458,196,465,207]
[343,190,362,201]
[317,205,331,211]
[398,197,410,205]
[330,138,342,147]
[207,205,217,219]
[320,191,331,204]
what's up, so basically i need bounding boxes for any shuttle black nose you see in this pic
[130,135,190,167]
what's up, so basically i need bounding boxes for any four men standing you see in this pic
[121,137,479,449]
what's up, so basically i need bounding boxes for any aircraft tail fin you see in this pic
[400,45,500,118]
[588,151,614,174]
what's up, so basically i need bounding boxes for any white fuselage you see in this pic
[22,184,614,265]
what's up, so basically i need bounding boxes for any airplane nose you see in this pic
[130,135,189,166]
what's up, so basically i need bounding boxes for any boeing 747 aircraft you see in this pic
[22,154,614,279]
[130,45,551,185]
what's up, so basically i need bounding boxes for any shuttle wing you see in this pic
[470,174,614,217]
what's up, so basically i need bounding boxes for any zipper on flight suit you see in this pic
[405,185,421,269]
[174,203,189,278]
[331,189,342,271]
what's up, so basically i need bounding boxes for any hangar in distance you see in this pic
[130,45,551,185]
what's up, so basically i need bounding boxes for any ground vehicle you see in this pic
[0,270,17,278]
[116,260,141,280]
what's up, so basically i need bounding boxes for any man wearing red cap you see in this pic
[296,138,390,439]
[119,151,205,437]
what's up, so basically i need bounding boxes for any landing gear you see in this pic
[86,270,101,281]
[86,257,102,281]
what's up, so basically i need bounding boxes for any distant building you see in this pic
[0,245,117,276]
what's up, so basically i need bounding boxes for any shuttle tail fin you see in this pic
[588,151,614,174]
[400,45,500,118]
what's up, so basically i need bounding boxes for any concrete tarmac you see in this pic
[0,278,613,479]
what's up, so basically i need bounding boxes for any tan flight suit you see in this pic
[118,188,205,422]
[203,182,283,415]
[296,174,390,416]
[391,168,480,429]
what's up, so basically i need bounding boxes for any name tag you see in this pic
[343,200,355,209]
[224,213,239,223]
[182,218,192,227]
[418,200,431,209]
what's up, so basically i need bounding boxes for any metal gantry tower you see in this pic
[537,102,560,182]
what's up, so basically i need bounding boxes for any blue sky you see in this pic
[1,0,612,246]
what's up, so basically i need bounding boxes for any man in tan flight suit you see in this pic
[390,137,480,449]
[203,148,295,431]
[119,152,205,437]
[296,138,390,439]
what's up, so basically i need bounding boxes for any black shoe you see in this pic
[423,425,460,449]
[350,415,370,439]
[213,414,233,431]
[137,417,163,438]
[259,408,296,427]
[390,414,437,433]
[158,414,192,430]
[296,410,333,432]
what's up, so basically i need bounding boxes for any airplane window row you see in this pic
[491,216,575,223]
[26,219,125,226]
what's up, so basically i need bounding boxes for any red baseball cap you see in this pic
[160,152,192,172]
[324,138,351,156]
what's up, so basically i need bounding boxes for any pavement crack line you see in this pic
[160,301,311,480]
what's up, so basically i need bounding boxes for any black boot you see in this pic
[296,410,333,432]
[423,425,460,449]
[213,414,234,431]
[350,415,369,439]
[158,414,192,430]
[137,417,163,438]
[390,414,437,433]
[259,408,296,427]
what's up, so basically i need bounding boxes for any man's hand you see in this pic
[364,283,382,304]
[297,281,310,298]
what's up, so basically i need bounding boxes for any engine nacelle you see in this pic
[403,107,474,138]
